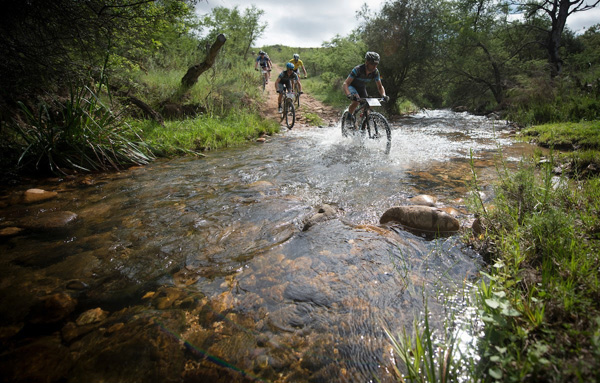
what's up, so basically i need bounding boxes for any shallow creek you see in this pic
[0,110,540,382]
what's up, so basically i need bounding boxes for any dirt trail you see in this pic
[258,64,341,128]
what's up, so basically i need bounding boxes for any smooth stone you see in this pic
[19,211,78,230]
[380,205,460,234]
[22,188,58,204]
[408,194,437,207]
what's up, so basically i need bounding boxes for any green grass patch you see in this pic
[131,111,279,156]
[522,120,600,151]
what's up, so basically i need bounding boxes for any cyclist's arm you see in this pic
[376,80,386,97]
[342,76,353,97]
[301,64,307,77]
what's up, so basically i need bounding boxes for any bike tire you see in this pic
[295,83,301,107]
[341,111,351,137]
[285,99,295,129]
[362,112,391,141]
[262,75,266,92]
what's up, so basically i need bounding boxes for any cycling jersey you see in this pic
[277,70,299,92]
[256,55,270,67]
[288,58,304,71]
[348,64,380,87]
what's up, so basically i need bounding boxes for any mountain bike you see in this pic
[257,67,269,92]
[292,78,301,107]
[341,97,391,142]
[278,87,296,129]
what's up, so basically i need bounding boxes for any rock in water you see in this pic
[379,206,460,235]
[22,188,58,204]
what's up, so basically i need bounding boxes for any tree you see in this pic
[361,0,448,106]
[0,0,198,101]
[520,0,600,76]
[197,5,266,59]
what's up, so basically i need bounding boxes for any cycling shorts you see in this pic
[348,85,368,99]
[277,80,292,93]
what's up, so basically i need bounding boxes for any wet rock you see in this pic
[257,137,267,143]
[0,335,72,383]
[28,293,77,324]
[0,226,24,237]
[379,206,460,235]
[76,307,109,326]
[408,194,437,207]
[21,188,58,204]
[439,206,462,217]
[302,204,337,231]
[19,210,78,231]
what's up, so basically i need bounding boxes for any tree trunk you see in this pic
[180,34,227,90]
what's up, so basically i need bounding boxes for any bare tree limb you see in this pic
[180,34,227,90]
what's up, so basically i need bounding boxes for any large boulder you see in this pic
[380,206,460,235]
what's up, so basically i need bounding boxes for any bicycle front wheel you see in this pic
[341,111,351,137]
[295,83,301,107]
[362,112,391,141]
[285,99,295,129]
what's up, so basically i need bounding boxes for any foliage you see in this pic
[521,120,600,150]
[362,0,448,107]
[196,5,267,60]
[0,0,197,99]
[131,111,279,155]
[465,152,600,382]
[7,85,154,174]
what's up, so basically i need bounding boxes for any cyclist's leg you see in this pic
[347,86,362,121]
[277,83,285,112]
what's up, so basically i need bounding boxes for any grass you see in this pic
[388,137,600,382]
[131,111,279,156]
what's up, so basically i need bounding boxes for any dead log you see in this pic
[126,96,164,126]
[180,33,227,90]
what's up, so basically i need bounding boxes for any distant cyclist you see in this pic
[275,62,302,113]
[342,51,389,118]
[254,50,272,84]
[288,53,307,78]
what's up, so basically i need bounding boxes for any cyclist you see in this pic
[275,62,302,113]
[254,50,272,84]
[288,53,307,78]
[342,51,389,120]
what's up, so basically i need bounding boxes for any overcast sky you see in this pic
[195,0,600,48]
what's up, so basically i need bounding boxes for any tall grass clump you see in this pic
[8,85,154,174]
[465,152,600,382]
[133,111,279,155]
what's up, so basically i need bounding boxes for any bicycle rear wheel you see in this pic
[362,112,391,141]
[285,99,295,129]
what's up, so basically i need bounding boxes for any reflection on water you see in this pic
[0,110,535,382]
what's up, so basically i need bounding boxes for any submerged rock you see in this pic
[23,188,58,204]
[19,211,78,231]
[408,194,437,207]
[302,204,337,231]
[379,206,460,235]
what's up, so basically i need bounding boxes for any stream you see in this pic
[0,110,539,382]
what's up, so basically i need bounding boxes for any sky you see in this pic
[195,0,600,48]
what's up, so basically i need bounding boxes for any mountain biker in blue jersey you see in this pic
[254,50,272,84]
[275,62,302,113]
[343,52,389,119]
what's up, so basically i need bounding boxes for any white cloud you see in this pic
[195,0,600,47]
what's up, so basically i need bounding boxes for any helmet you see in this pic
[259,50,265,55]
[365,51,380,63]
[286,62,295,70]
[293,54,299,60]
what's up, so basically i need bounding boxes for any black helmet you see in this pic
[259,50,265,55]
[365,51,380,63]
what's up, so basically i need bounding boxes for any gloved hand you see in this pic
[382,95,390,102]
[348,93,360,101]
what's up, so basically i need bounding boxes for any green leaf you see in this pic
[485,298,501,309]
[489,368,503,379]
